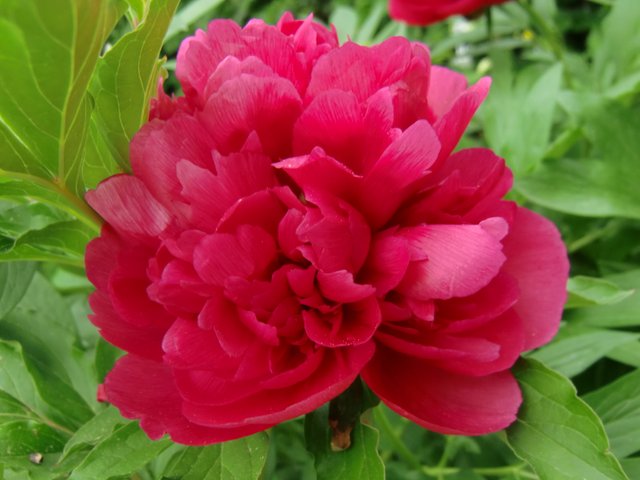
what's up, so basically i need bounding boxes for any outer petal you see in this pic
[86,175,171,241]
[390,0,508,26]
[182,343,374,427]
[363,345,521,435]
[130,112,216,214]
[397,222,506,300]
[88,293,166,360]
[104,355,272,445]
[433,77,491,165]
[502,207,569,350]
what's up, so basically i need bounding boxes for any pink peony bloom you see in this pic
[85,13,568,445]
[389,0,509,26]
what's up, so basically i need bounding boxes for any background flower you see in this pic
[85,13,568,445]
[389,0,509,26]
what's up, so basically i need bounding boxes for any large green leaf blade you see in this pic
[89,0,180,175]
[584,369,640,459]
[162,433,270,480]
[519,98,640,219]
[529,325,639,377]
[570,270,640,328]
[68,422,170,480]
[0,262,36,319]
[0,340,79,437]
[507,358,628,480]
[0,0,123,194]
[0,273,97,417]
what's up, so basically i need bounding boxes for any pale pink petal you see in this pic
[86,175,171,240]
[398,222,506,300]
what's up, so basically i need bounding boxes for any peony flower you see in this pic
[389,0,509,26]
[85,13,568,445]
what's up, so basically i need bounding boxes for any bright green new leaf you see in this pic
[529,325,638,377]
[68,422,171,480]
[89,0,180,175]
[0,0,123,197]
[584,369,640,458]
[162,432,270,480]
[566,275,635,309]
[570,270,640,328]
[0,262,36,319]
[507,358,628,480]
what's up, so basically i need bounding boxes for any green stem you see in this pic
[568,220,622,253]
[373,407,426,473]
[374,407,538,479]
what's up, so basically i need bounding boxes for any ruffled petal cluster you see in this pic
[389,0,509,26]
[85,13,568,445]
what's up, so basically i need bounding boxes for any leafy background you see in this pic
[0,0,639,478]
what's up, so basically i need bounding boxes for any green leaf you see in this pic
[68,422,170,480]
[59,406,125,463]
[0,340,76,438]
[164,0,224,43]
[89,0,180,174]
[506,358,628,480]
[0,178,101,232]
[329,6,359,44]
[94,339,123,384]
[0,273,96,417]
[620,458,640,479]
[584,369,640,458]
[0,0,124,196]
[566,276,635,309]
[590,0,640,91]
[0,262,35,319]
[162,432,270,480]
[0,390,68,469]
[305,405,384,480]
[519,99,640,219]
[607,341,640,367]
[0,221,94,267]
[482,53,563,177]
[570,270,640,328]
[529,325,638,377]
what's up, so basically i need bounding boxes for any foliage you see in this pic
[0,0,639,478]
